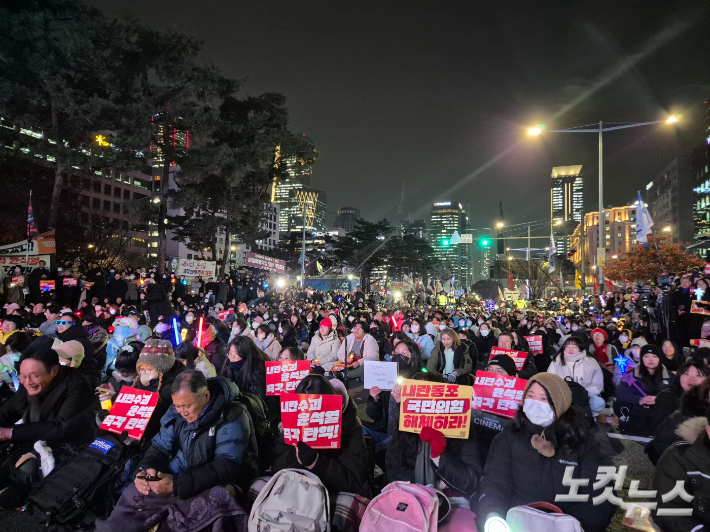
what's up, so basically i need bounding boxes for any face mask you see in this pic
[155,323,170,334]
[571,325,579,331]
[252,322,259,330]
[585,321,592,327]
[466,320,473,327]
[411,324,420,334]
[110,270,115,273]
[264,314,270,320]
[480,329,490,337]
[478,320,484,325]
[307,319,312,323]
[130,275,135,280]
[438,324,446,331]
[619,335,629,343]
[109,309,117,315]
[185,315,194,323]
[59,360,68,366]
[523,398,555,427]
[391,354,410,374]
[278,327,283,334]
[348,316,355,322]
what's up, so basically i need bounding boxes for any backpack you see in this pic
[237,391,275,473]
[563,378,593,424]
[506,502,583,532]
[360,481,440,532]
[26,433,137,530]
[248,468,330,532]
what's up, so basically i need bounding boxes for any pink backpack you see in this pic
[360,482,440,532]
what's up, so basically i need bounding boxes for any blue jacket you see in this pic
[413,333,434,360]
[138,377,258,498]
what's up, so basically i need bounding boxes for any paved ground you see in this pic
[0,384,656,531]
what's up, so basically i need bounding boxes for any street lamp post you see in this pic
[529,116,681,287]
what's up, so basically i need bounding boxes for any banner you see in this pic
[11,276,24,286]
[245,252,286,274]
[266,360,310,396]
[489,347,529,372]
[0,230,55,256]
[691,301,710,316]
[399,379,472,439]
[99,387,159,441]
[472,371,527,419]
[174,259,216,280]
[0,255,52,276]
[39,280,55,292]
[690,339,710,348]
[524,335,543,355]
[217,309,235,320]
[63,277,78,287]
[280,393,343,449]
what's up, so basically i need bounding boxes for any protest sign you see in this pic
[81,281,94,289]
[471,370,527,419]
[39,280,55,291]
[217,308,235,320]
[175,259,216,281]
[245,252,287,274]
[690,339,710,348]
[364,361,398,390]
[399,380,472,439]
[525,335,543,354]
[266,360,310,396]
[63,277,78,287]
[0,255,52,276]
[691,301,710,316]
[0,230,55,256]
[490,347,528,372]
[280,393,342,449]
[11,276,24,286]
[99,386,159,441]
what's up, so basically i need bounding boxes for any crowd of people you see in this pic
[1,262,710,532]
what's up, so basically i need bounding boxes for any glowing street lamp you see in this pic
[663,226,672,232]
[496,222,505,228]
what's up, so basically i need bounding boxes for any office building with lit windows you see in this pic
[334,207,360,233]
[429,202,470,287]
[644,155,693,244]
[692,100,710,242]
[273,155,315,232]
[551,165,584,254]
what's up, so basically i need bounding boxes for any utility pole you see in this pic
[301,208,306,289]
[580,218,586,291]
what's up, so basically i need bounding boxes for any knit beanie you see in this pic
[319,318,333,330]
[523,372,573,418]
[591,328,608,341]
[54,340,85,368]
[488,355,517,377]
[136,339,175,374]
[630,338,648,348]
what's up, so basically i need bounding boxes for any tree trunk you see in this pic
[48,97,62,229]
[220,232,231,276]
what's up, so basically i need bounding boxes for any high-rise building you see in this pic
[403,219,427,240]
[551,165,584,254]
[334,207,360,233]
[692,100,710,242]
[430,202,470,288]
[273,155,314,232]
[645,155,693,243]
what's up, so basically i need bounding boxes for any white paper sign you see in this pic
[364,361,398,391]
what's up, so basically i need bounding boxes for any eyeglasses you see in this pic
[55,320,71,326]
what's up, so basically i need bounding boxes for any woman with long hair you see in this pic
[425,327,473,384]
[277,319,298,349]
[174,342,216,378]
[409,318,434,360]
[254,323,282,360]
[219,336,268,399]
[661,338,684,372]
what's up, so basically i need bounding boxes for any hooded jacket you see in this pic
[306,331,341,370]
[272,394,370,497]
[254,333,281,360]
[548,352,604,397]
[138,377,258,498]
[655,416,710,532]
[57,323,102,384]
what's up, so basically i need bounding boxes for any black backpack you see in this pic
[26,432,137,530]
[237,391,275,473]
[564,377,594,425]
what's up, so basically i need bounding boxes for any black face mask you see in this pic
[391,354,411,374]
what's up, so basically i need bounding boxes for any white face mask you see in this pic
[571,325,579,331]
[185,315,194,323]
[466,320,473,327]
[480,329,490,337]
[307,319,312,323]
[264,314,270,320]
[523,398,555,427]
[411,324,420,334]
[278,327,283,334]
[478,320,484,325]
[59,359,68,366]
[109,309,117,315]
[252,322,259,330]
[438,324,446,331]
[619,335,629,343]
[348,316,355,322]
[154,323,170,334]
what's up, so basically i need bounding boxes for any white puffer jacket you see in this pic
[306,331,341,370]
[547,352,604,397]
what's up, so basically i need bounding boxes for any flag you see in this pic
[27,190,39,245]
[575,269,582,290]
[507,269,515,291]
[435,280,443,292]
[548,231,556,273]
[316,261,323,274]
[606,280,615,292]
[498,285,504,300]
[636,191,654,247]
[593,279,599,295]
[443,280,452,293]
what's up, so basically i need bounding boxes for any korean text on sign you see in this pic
[99,386,159,441]
[398,379,472,439]
[266,360,310,396]
[472,370,528,419]
[280,393,342,449]
[490,347,529,371]
[524,335,543,354]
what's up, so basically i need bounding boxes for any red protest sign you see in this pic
[399,380,472,439]
[217,309,235,320]
[63,277,78,287]
[524,335,543,354]
[490,347,529,372]
[472,370,527,419]
[266,360,310,396]
[690,339,710,348]
[280,393,342,449]
[99,386,159,441]
[11,276,23,286]
[39,280,55,291]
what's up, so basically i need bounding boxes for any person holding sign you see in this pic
[336,321,379,379]
[97,371,258,532]
[496,332,538,379]
[306,319,341,373]
[548,336,606,413]
[386,370,482,498]
[425,327,473,384]
[271,375,370,497]
[0,343,98,509]
[476,373,616,532]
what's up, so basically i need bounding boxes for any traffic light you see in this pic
[478,237,491,248]
[441,239,450,247]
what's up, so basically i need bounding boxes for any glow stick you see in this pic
[172,316,180,345]
[197,316,204,347]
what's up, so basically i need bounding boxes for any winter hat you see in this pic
[425,322,437,337]
[136,339,175,374]
[523,373,573,419]
[113,317,137,330]
[630,338,648,348]
[225,313,237,324]
[591,328,608,341]
[319,318,333,330]
[488,355,517,377]
[5,303,20,315]
[639,344,663,358]
[54,340,85,368]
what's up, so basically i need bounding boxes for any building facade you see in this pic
[551,165,584,254]
[429,202,470,288]
[645,155,693,243]
[273,155,315,232]
[334,207,360,232]
[692,100,710,242]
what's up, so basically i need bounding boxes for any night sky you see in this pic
[93,0,710,238]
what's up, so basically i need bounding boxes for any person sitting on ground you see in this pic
[547,336,606,413]
[175,342,217,379]
[612,337,648,386]
[476,373,616,532]
[53,340,85,369]
[653,358,709,425]
[306,319,341,374]
[254,324,282,361]
[56,312,103,387]
[277,347,305,361]
[0,315,22,345]
[336,321,379,379]
[386,370,482,499]
[105,341,144,395]
[0,343,98,508]
[96,371,258,532]
[219,336,268,399]
[426,327,474,384]
[495,332,536,379]
[409,318,434,361]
